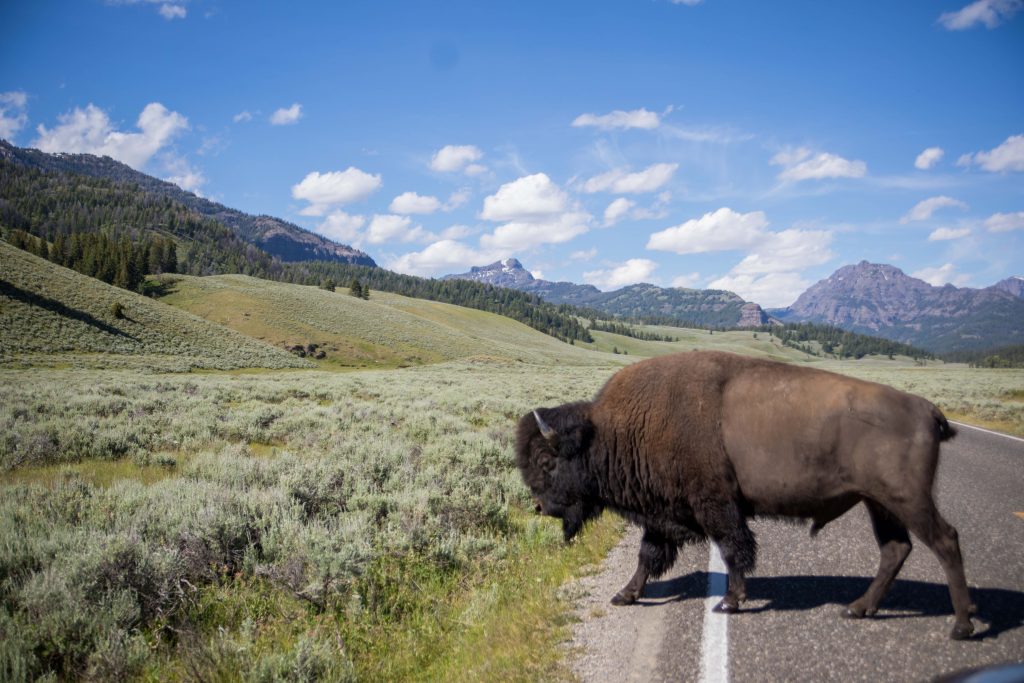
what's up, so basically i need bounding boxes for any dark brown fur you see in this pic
[516,350,974,640]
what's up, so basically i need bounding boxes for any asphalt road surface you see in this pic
[569,422,1024,683]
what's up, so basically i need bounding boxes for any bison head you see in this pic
[515,403,602,543]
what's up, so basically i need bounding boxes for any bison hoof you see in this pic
[950,622,974,641]
[841,605,866,619]
[712,599,739,614]
[611,592,638,606]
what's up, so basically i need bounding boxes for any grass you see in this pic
[0,242,310,372]
[159,274,609,369]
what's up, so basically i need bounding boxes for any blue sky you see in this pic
[2,0,1022,307]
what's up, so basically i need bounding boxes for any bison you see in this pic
[516,350,974,640]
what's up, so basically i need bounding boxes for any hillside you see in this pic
[444,258,770,327]
[0,140,376,266]
[158,274,613,369]
[775,261,1024,352]
[0,241,311,371]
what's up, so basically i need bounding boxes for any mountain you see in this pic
[773,261,1024,352]
[0,140,376,267]
[443,258,771,328]
[993,276,1024,299]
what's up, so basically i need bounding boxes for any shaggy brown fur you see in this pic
[516,350,974,640]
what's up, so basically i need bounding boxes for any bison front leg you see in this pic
[612,528,678,606]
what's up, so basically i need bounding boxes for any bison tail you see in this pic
[934,408,958,442]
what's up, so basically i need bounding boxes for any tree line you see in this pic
[0,160,592,344]
[760,322,934,360]
[588,319,680,342]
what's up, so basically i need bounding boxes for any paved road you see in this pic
[570,423,1024,682]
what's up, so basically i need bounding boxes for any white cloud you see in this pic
[389,191,442,215]
[985,211,1024,232]
[671,0,703,5]
[480,173,569,222]
[480,212,590,251]
[440,224,473,240]
[771,147,867,182]
[158,3,186,19]
[912,263,970,287]
[162,153,205,194]
[389,240,503,277]
[570,247,598,262]
[647,207,768,254]
[291,168,382,216]
[928,227,972,241]
[33,101,188,169]
[957,134,1024,172]
[479,173,590,250]
[232,110,253,123]
[708,272,813,309]
[915,147,944,170]
[430,144,484,173]
[582,162,678,194]
[367,214,420,244]
[603,198,635,226]
[445,188,471,210]
[939,0,1022,29]
[572,108,662,131]
[671,272,702,288]
[899,195,968,223]
[728,229,834,275]
[0,91,29,140]
[314,211,366,243]
[270,103,302,125]
[584,259,659,290]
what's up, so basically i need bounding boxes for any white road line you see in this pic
[699,545,729,683]
[949,420,1024,444]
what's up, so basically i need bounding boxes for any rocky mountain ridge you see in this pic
[444,259,771,328]
[0,140,376,267]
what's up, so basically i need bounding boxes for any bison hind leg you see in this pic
[700,501,757,613]
[844,500,912,620]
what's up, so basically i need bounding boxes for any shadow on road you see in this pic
[637,572,1024,640]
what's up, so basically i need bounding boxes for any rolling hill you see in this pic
[0,241,311,371]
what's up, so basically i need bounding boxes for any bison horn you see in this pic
[533,410,557,441]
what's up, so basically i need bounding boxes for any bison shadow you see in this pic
[636,573,1024,640]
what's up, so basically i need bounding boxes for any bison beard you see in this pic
[515,350,975,640]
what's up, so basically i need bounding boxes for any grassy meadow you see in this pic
[2,248,1022,681]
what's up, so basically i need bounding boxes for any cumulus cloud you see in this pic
[572,108,662,131]
[957,134,1024,172]
[34,101,188,169]
[366,214,431,244]
[912,263,970,287]
[771,147,867,182]
[603,198,635,226]
[291,168,382,216]
[0,91,29,140]
[270,103,302,125]
[389,191,442,215]
[232,110,253,123]
[480,212,590,251]
[985,211,1024,232]
[708,272,814,309]
[915,147,944,170]
[430,144,484,173]
[583,259,659,290]
[158,3,186,19]
[389,240,503,277]
[582,163,678,194]
[161,153,205,194]
[478,173,591,250]
[315,211,366,244]
[938,0,1022,29]
[928,227,971,241]
[899,196,968,223]
[647,207,768,254]
[480,173,569,222]
[570,247,598,262]
[671,272,702,288]
[445,188,471,210]
[728,229,834,276]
